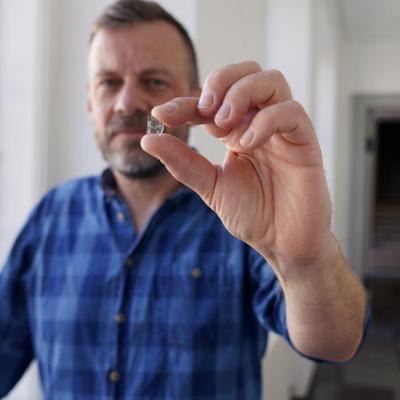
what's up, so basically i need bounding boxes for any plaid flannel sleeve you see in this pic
[0,205,41,396]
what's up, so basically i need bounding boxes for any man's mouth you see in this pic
[106,112,149,140]
[113,128,145,137]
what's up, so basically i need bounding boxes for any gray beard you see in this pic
[95,110,188,180]
[97,111,168,180]
[102,141,166,180]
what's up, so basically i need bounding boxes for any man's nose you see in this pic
[114,83,149,115]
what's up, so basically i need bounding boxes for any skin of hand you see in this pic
[141,61,367,362]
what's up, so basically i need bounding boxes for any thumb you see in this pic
[141,133,217,203]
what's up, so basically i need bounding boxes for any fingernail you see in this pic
[215,103,231,120]
[240,127,255,147]
[156,101,176,113]
[198,92,213,108]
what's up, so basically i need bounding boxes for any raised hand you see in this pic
[141,61,367,361]
[141,61,333,276]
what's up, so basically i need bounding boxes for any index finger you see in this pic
[152,97,208,126]
[151,97,226,138]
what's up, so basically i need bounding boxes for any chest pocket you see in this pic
[154,258,239,349]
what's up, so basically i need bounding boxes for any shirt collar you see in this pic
[100,168,119,197]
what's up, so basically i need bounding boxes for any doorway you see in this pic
[370,120,400,278]
[350,95,400,280]
[351,95,400,345]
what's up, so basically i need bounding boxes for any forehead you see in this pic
[88,21,190,77]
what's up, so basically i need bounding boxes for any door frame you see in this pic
[350,94,400,278]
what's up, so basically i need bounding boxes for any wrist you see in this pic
[259,232,342,287]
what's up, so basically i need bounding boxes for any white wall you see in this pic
[264,0,315,115]
[0,1,46,398]
[0,0,41,256]
[44,0,110,189]
[313,0,341,229]
[343,40,400,93]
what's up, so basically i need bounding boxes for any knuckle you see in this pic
[225,79,250,103]
[242,60,262,72]
[288,100,305,114]
[205,66,228,89]
[268,69,286,84]
[205,61,262,89]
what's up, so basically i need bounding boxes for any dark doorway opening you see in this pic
[370,120,400,279]
[375,120,400,205]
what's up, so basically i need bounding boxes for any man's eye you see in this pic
[145,79,168,90]
[99,79,120,89]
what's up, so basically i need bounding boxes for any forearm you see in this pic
[271,235,367,362]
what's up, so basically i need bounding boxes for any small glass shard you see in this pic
[146,115,164,134]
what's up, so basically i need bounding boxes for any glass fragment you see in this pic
[146,115,164,134]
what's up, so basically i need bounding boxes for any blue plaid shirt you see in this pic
[0,169,292,399]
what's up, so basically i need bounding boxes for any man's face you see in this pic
[88,21,198,179]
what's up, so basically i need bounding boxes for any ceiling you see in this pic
[338,0,400,42]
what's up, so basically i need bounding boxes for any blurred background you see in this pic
[1,0,399,399]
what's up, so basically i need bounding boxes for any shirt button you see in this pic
[116,211,126,223]
[115,313,125,323]
[191,267,203,279]
[108,370,121,383]
[125,258,134,268]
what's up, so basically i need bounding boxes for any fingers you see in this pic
[152,97,227,138]
[239,100,322,163]
[152,97,208,126]
[197,61,262,115]
[198,65,293,131]
[140,133,216,203]
[152,64,316,155]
